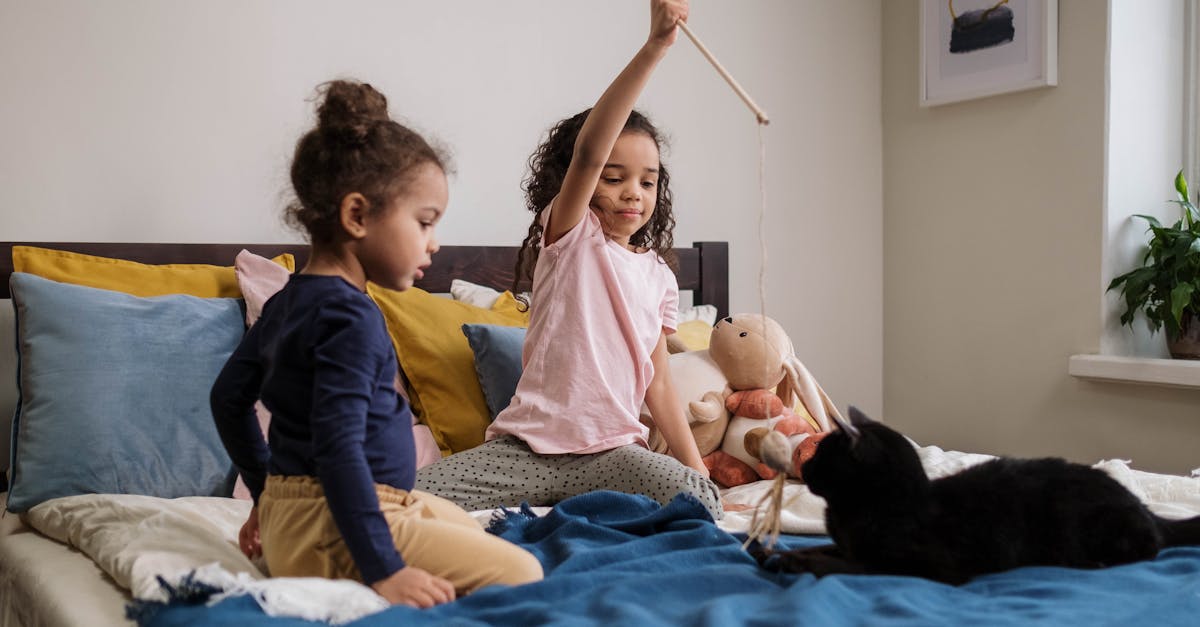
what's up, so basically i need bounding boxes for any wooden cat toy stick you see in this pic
[677,20,770,125]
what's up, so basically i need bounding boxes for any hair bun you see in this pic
[316,80,390,143]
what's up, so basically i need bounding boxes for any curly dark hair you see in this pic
[285,80,448,245]
[512,108,676,300]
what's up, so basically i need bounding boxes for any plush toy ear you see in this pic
[774,331,802,409]
[780,355,842,433]
[775,367,797,409]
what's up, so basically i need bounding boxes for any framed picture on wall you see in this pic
[920,0,1058,107]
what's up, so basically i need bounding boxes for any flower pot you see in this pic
[1167,310,1200,359]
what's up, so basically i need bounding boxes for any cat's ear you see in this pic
[847,406,875,428]
[832,407,861,441]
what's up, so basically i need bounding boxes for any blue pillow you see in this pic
[6,273,244,512]
[461,323,526,419]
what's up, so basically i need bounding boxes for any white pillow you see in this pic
[449,279,530,309]
[450,279,715,324]
[449,278,505,309]
[678,303,718,326]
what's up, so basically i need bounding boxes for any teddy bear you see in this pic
[700,314,842,488]
[639,349,731,458]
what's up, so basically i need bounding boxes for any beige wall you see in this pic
[883,0,1200,474]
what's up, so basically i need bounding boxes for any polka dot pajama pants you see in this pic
[414,435,723,520]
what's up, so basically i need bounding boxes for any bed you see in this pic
[2,240,1199,627]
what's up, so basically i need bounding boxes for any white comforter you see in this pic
[23,495,388,623]
[21,446,1200,624]
[719,445,1200,534]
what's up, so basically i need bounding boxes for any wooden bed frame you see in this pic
[0,241,729,318]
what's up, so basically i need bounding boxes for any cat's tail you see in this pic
[1158,515,1200,547]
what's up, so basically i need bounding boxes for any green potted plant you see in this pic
[1107,170,1200,359]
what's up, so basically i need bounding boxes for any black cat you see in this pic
[752,407,1200,585]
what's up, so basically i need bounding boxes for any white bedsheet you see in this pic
[0,497,132,627]
[22,494,387,624]
[17,445,1200,624]
[716,445,1200,534]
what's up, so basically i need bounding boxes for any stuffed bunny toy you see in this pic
[699,314,842,488]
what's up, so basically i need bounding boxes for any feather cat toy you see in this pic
[752,407,1200,585]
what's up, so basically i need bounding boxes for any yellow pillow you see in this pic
[489,290,532,324]
[368,285,526,456]
[12,246,295,297]
[673,319,713,351]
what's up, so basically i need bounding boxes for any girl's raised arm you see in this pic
[544,0,688,245]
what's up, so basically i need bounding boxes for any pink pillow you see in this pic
[411,424,441,469]
[235,249,292,326]
[231,404,272,500]
[230,251,441,501]
[394,373,443,470]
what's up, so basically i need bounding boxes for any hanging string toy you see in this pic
[675,20,794,550]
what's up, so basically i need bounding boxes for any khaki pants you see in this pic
[258,475,543,593]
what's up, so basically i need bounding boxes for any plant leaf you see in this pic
[1112,172,1200,334]
[1111,267,1157,327]
[1170,283,1195,331]
[1132,213,1162,229]
[1171,231,1196,260]
[1166,199,1197,218]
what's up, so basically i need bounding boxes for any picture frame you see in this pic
[919,0,1058,107]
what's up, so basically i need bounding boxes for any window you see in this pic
[1067,0,1200,388]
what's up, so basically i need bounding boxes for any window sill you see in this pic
[1068,354,1200,389]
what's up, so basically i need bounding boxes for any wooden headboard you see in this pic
[0,241,729,318]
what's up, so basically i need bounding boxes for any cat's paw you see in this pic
[745,541,780,569]
[764,544,858,577]
[772,551,823,574]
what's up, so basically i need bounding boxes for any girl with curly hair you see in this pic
[416,0,721,521]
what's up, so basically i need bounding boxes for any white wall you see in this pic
[884,0,1200,475]
[0,1,884,469]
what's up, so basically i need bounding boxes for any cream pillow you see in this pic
[450,279,531,310]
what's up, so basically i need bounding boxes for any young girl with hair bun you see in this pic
[211,79,542,608]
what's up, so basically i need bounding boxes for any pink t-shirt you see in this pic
[485,205,679,454]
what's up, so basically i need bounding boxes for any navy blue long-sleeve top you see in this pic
[210,274,415,584]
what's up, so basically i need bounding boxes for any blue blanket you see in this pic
[137,490,1200,626]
